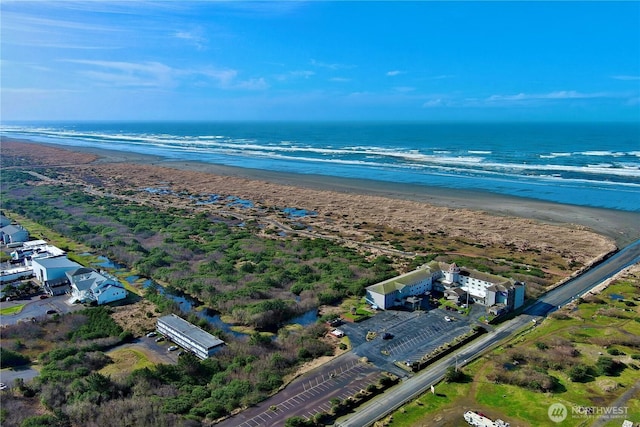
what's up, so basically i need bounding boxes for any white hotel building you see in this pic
[366,261,525,313]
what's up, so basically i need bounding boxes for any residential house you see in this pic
[0,224,29,245]
[67,267,126,305]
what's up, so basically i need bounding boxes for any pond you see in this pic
[98,255,321,339]
[142,280,247,339]
[288,308,319,326]
[93,255,125,270]
[609,294,625,301]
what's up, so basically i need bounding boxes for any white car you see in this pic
[0,383,7,391]
[444,316,452,322]
[168,345,179,352]
[146,332,157,337]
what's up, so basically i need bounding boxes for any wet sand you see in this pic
[2,137,638,253]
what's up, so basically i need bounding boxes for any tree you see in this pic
[0,348,30,367]
[444,365,467,383]
[568,364,591,382]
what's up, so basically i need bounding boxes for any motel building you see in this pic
[157,314,225,360]
[365,261,525,313]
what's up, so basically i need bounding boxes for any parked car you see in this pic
[0,383,7,391]
[155,336,165,342]
[39,295,48,299]
[382,332,394,340]
[146,332,157,338]
[46,309,58,315]
[444,316,452,322]
[168,345,179,352]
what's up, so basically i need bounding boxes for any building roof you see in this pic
[445,287,467,296]
[68,268,118,292]
[367,266,434,295]
[67,267,95,277]
[32,256,82,270]
[158,314,224,349]
[1,224,27,235]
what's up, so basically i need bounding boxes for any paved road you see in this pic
[336,240,640,427]
[526,239,640,316]
[0,293,84,327]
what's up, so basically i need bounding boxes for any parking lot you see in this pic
[0,293,85,327]
[216,353,382,427]
[339,306,480,376]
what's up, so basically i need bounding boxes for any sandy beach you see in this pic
[2,138,638,268]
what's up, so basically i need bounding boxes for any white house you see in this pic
[0,224,29,244]
[366,261,525,313]
[67,267,126,305]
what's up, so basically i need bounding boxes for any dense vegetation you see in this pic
[0,169,399,425]
[0,308,338,426]
[1,170,396,330]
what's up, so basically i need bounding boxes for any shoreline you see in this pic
[3,136,639,248]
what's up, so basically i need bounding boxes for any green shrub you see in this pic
[0,347,30,367]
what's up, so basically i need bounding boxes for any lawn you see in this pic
[0,304,26,315]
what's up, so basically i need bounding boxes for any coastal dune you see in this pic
[3,138,637,267]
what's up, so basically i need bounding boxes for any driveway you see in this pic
[0,293,84,327]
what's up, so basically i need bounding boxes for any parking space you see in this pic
[136,333,181,364]
[340,307,476,375]
[217,354,382,427]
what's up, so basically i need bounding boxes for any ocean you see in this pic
[2,121,639,212]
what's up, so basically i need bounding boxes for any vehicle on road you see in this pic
[168,345,179,351]
[146,332,157,337]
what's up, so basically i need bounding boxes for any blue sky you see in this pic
[1,1,639,122]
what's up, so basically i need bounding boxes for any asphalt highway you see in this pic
[337,240,640,427]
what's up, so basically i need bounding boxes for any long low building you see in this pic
[157,314,225,359]
[366,261,525,312]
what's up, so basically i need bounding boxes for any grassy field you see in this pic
[99,347,156,379]
[382,268,640,427]
[0,304,26,315]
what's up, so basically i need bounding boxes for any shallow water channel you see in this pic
[88,251,320,339]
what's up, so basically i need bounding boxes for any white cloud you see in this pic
[611,75,640,81]
[429,74,455,80]
[422,98,443,107]
[310,59,354,70]
[486,90,611,102]
[65,60,173,88]
[386,70,403,76]
[173,28,208,50]
[394,86,415,93]
[329,77,351,83]
[63,59,268,91]
[275,70,315,81]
